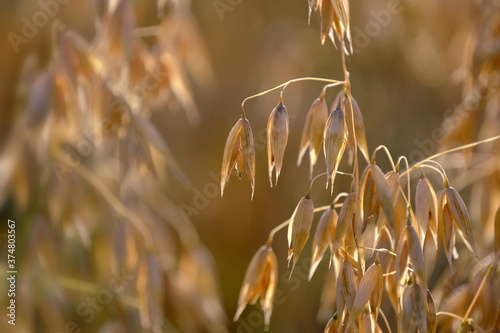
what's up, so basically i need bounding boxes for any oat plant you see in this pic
[0,1,226,332]
[223,0,500,331]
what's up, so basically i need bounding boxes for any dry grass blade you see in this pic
[234,246,278,330]
[415,175,438,248]
[298,97,328,178]
[309,207,338,281]
[324,108,347,192]
[287,195,315,274]
[267,103,289,186]
[345,261,383,329]
[444,187,477,256]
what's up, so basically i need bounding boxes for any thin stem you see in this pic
[265,204,338,246]
[458,265,493,333]
[401,134,500,178]
[241,77,345,117]
[321,82,345,99]
[333,192,349,205]
[371,145,396,171]
[437,311,464,322]
[423,160,450,186]
[411,164,448,186]
[73,164,154,248]
[346,245,397,257]
[308,172,328,195]
[308,171,352,195]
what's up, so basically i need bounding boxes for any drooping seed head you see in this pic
[241,118,256,199]
[221,119,244,196]
[415,175,438,248]
[267,103,289,187]
[309,207,338,281]
[336,259,357,323]
[221,117,256,199]
[345,261,383,330]
[333,192,356,251]
[287,195,315,274]
[234,245,278,330]
[298,97,328,178]
[323,108,347,193]
[442,187,477,257]
[406,223,426,286]
[319,0,334,45]
[343,94,369,163]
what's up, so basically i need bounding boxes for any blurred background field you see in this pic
[0,0,498,332]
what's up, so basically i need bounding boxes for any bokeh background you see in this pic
[0,0,498,332]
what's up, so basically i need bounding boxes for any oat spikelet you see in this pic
[495,206,500,257]
[345,260,383,329]
[371,164,395,228]
[267,103,289,187]
[426,289,437,333]
[298,97,328,178]
[415,175,438,248]
[234,246,278,330]
[319,0,335,45]
[337,259,357,324]
[331,0,352,54]
[332,192,356,252]
[221,118,255,199]
[406,223,426,286]
[439,201,456,268]
[443,187,477,256]
[399,281,429,333]
[323,108,347,193]
[309,207,338,281]
[344,95,369,163]
[287,195,315,274]
[221,119,243,195]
